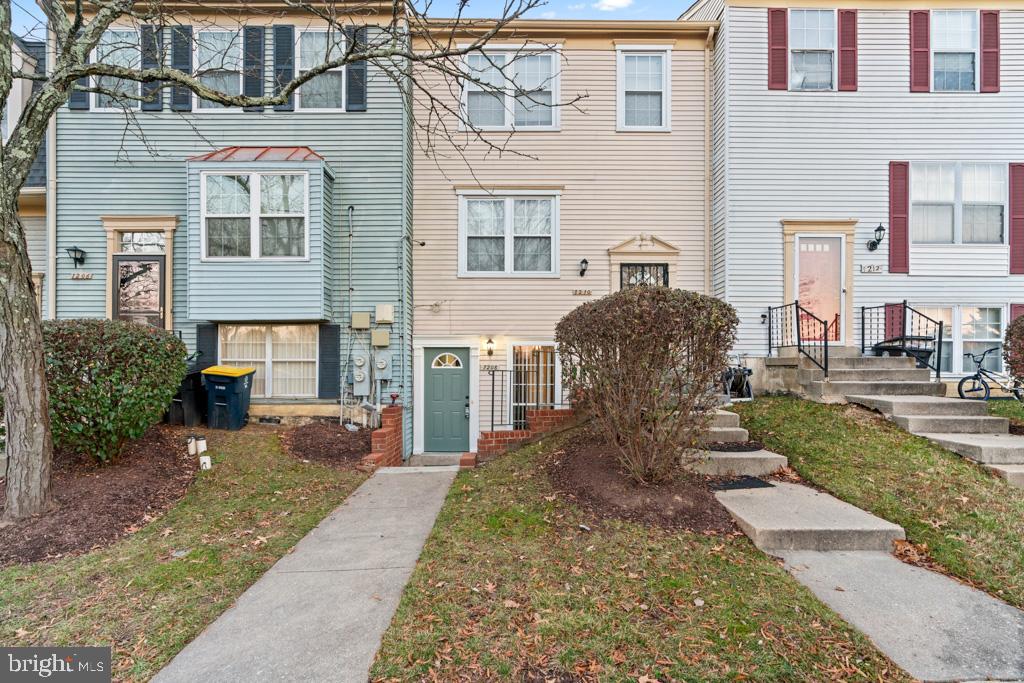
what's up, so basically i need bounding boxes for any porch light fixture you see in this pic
[866,223,886,252]
[65,245,86,268]
[485,338,495,357]
[579,258,589,277]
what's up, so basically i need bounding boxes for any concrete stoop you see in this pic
[716,480,1024,682]
[693,450,788,477]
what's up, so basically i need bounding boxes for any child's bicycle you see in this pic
[957,347,1024,401]
[721,355,754,402]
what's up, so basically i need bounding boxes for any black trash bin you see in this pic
[202,366,256,431]
[167,370,207,427]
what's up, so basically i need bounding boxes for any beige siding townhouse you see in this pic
[411,19,717,455]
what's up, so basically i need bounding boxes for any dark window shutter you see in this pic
[67,33,90,110]
[767,9,788,90]
[243,26,265,112]
[141,26,163,111]
[910,10,930,92]
[838,9,858,91]
[273,25,295,112]
[195,323,218,371]
[884,303,905,340]
[1010,164,1024,274]
[1011,304,1024,322]
[889,161,910,273]
[170,26,193,111]
[346,27,368,111]
[318,324,341,399]
[981,10,1000,93]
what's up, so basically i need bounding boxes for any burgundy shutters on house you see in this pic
[768,8,788,90]
[1011,305,1024,322]
[909,10,930,92]
[981,10,1000,93]
[884,303,904,340]
[838,9,858,91]
[889,161,910,273]
[1010,164,1024,274]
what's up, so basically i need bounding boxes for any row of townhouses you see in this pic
[15,0,1024,459]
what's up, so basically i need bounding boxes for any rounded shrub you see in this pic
[1005,314,1024,382]
[556,286,738,485]
[43,319,187,462]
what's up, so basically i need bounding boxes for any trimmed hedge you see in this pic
[44,319,186,462]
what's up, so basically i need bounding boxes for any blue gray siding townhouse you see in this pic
[49,13,413,454]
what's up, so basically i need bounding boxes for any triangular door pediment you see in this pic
[607,233,680,255]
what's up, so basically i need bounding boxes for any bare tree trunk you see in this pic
[0,202,52,523]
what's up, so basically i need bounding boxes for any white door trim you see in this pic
[412,341,479,455]
[794,232,846,344]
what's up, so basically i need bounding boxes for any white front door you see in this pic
[795,234,845,342]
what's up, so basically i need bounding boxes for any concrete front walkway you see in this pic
[154,466,459,683]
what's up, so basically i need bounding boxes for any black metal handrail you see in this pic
[485,368,571,431]
[767,300,829,376]
[860,301,944,379]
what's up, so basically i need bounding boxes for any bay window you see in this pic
[195,31,243,109]
[459,193,558,276]
[617,48,670,131]
[298,30,345,110]
[789,9,835,91]
[911,162,1005,245]
[220,324,318,398]
[932,10,978,92]
[94,30,141,109]
[464,50,558,129]
[203,172,307,259]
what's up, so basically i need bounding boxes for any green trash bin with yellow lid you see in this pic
[202,365,256,430]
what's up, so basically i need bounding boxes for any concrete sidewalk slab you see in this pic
[780,550,1024,682]
[716,482,904,552]
[153,467,458,683]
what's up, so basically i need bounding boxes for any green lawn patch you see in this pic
[735,396,1024,608]
[988,398,1024,426]
[0,426,367,681]
[371,435,908,682]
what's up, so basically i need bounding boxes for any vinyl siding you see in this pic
[721,6,1024,357]
[413,47,710,341]
[684,0,726,22]
[710,11,730,299]
[23,214,47,318]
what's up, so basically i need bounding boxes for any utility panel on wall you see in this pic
[351,312,371,329]
[375,304,394,324]
[371,329,390,347]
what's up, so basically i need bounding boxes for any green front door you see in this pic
[424,348,470,452]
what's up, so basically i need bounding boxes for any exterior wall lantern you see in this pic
[866,223,886,252]
[485,338,495,357]
[579,258,589,277]
[65,245,86,268]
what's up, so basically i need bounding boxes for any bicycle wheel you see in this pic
[958,376,991,401]
[1012,380,1024,402]
[740,379,753,401]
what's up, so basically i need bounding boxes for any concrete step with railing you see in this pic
[798,368,935,384]
[807,380,946,402]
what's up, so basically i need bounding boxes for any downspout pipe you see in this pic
[704,25,715,297]
[46,27,57,318]
[340,205,355,424]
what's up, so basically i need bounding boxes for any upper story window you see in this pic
[195,31,243,109]
[911,162,1005,245]
[932,10,978,91]
[617,48,671,131]
[789,9,835,91]
[94,29,141,110]
[458,193,559,276]
[298,30,346,110]
[203,172,308,259]
[463,50,558,130]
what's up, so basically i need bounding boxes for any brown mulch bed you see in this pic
[1009,423,1024,436]
[0,424,197,566]
[705,440,764,452]
[283,421,372,469]
[546,429,736,533]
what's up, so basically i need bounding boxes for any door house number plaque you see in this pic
[70,272,94,280]
[859,264,882,274]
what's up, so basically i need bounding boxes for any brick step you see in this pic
[800,368,934,383]
[986,464,1024,487]
[808,381,946,402]
[716,481,905,552]
[896,415,1009,434]
[917,433,1024,464]
[847,395,989,417]
[701,426,749,444]
[692,449,787,477]
[711,410,740,428]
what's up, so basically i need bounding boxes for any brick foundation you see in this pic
[363,406,404,468]
[477,408,575,461]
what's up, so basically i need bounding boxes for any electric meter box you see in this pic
[373,350,393,380]
[375,304,395,324]
[351,312,371,329]
[371,329,390,348]
[351,353,372,396]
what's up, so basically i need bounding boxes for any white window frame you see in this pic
[296,28,346,112]
[787,8,837,92]
[931,9,981,93]
[200,170,310,261]
[909,161,1008,246]
[616,45,672,132]
[218,323,319,398]
[456,189,561,278]
[911,304,1005,375]
[193,29,243,112]
[92,28,142,112]
[459,45,561,132]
